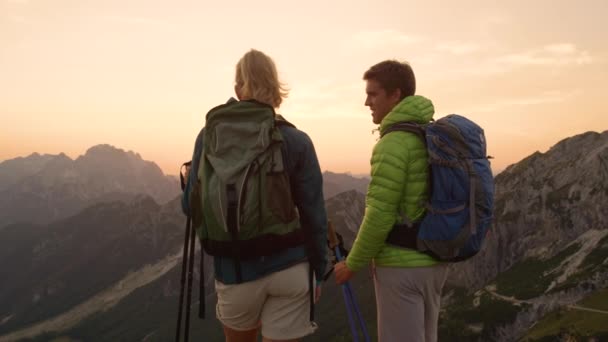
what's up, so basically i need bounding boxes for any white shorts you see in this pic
[215,262,317,340]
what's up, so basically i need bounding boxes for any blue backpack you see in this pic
[382,114,495,262]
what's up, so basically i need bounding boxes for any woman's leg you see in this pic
[215,279,266,342]
[223,325,259,342]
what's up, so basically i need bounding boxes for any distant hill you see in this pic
[0,145,180,227]
[322,171,369,199]
[0,189,368,342]
[0,153,57,192]
[0,195,187,337]
[0,146,369,227]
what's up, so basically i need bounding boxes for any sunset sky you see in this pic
[1,0,607,176]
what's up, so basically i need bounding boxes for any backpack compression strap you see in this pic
[226,184,243,283]
[202,230,306,258]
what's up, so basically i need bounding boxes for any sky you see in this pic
[1,0,607,176]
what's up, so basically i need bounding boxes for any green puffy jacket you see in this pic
[346,95,439,271]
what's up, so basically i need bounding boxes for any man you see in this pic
[334,60,449,342]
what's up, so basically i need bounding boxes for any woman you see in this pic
[182,49,327,342]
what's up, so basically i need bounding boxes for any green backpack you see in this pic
[190,99,304,279]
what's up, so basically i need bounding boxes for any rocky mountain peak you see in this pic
[323,171,369,199]
[0,153,64,191]
[326,189,366,246]
[82,144,140,161]
[450,130,608,289]
[0,145,180,226]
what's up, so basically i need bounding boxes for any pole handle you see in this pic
[328,220,339,249]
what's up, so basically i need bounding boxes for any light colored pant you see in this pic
[373,264,449,342]
[215,262,317,340]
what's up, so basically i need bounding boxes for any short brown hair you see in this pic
[363,60,416,100]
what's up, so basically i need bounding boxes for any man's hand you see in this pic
[334,261,355,285]
[315,284,322,303]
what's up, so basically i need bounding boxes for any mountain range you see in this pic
[0,131,607,341]
[0,145,369,229]
[0,145,180,227]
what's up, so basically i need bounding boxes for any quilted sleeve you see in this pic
[346,134,410,272]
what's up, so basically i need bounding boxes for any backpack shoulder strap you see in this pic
[275,114,296,128]
[381,122,426,141]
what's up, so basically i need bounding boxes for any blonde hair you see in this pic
[235,49,289,108]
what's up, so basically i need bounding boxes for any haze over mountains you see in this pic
[0,144,369,229]
[0,145,180,227]
[0,131,607,341]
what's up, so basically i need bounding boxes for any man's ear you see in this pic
[389,88,402,104]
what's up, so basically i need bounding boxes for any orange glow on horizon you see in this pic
[1,0,607,176]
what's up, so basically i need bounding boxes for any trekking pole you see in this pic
[198,246,205,319]
[175,215,192,342]
[176,161,195,342]
[344,282,370,342]
[334,245,371,342]
[184,213,197,342]
[328,222,370,342]
[328,222,358,342]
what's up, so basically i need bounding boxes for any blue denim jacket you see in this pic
[182,105,328,285]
